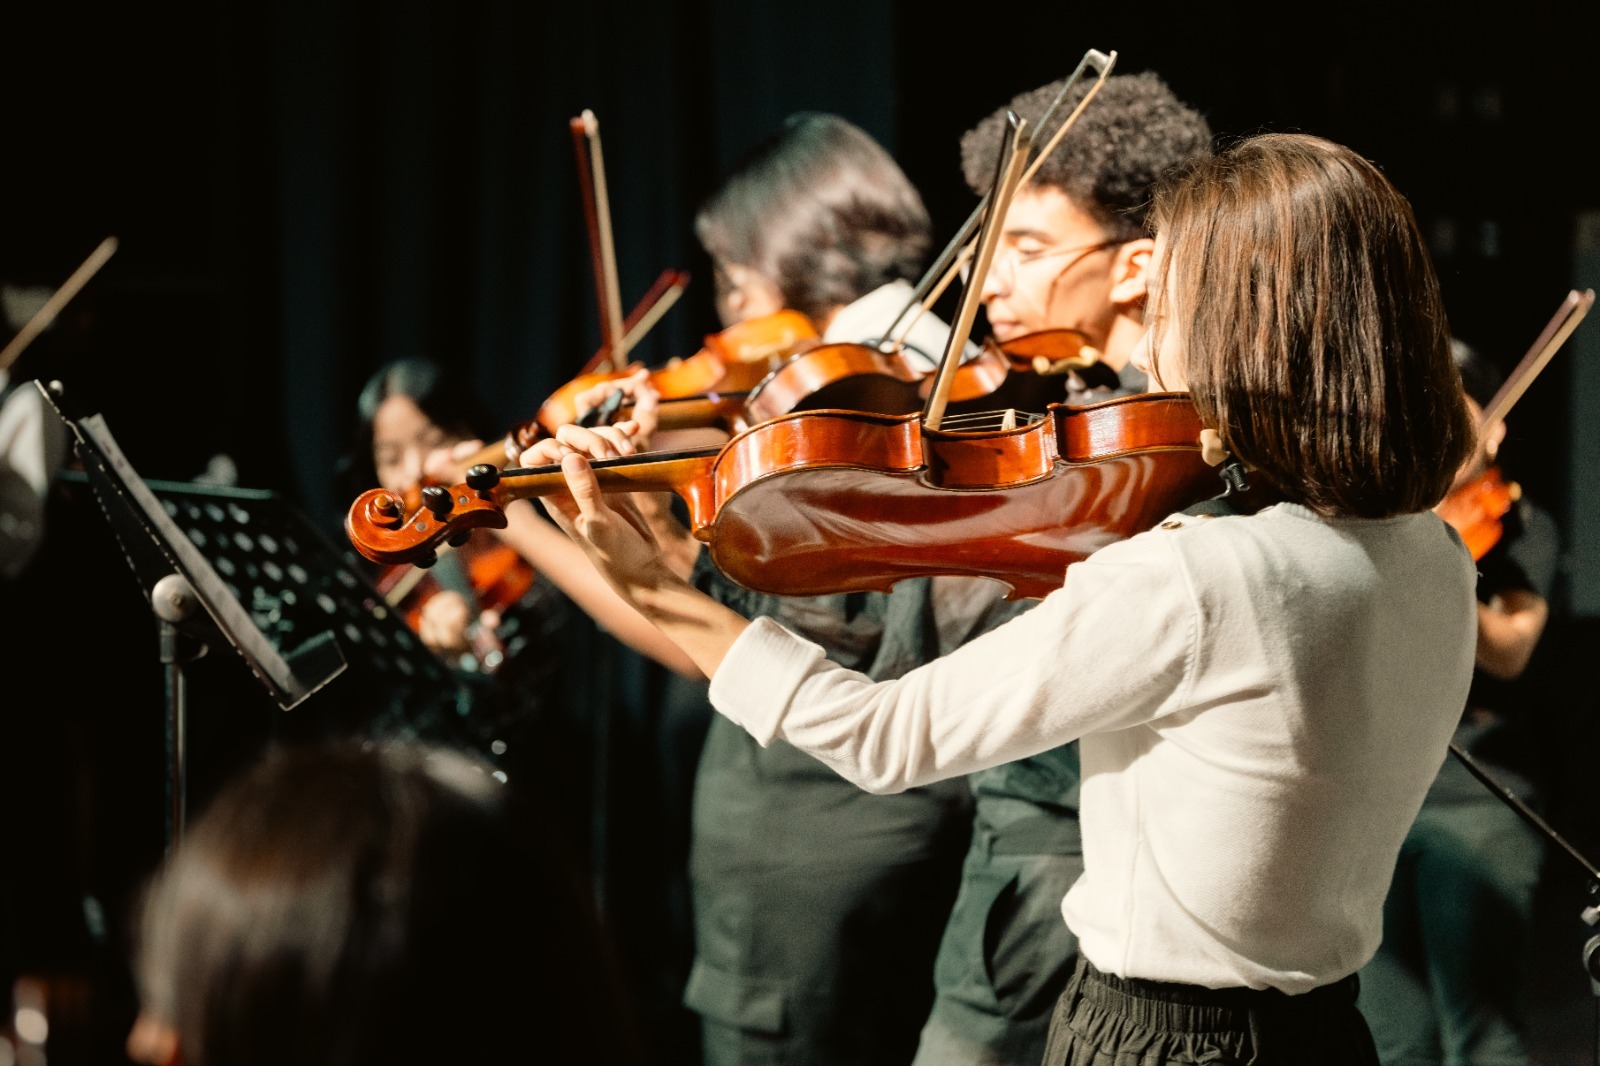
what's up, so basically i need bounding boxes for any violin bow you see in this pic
[577,268,690,378]
[1476,287,1595,433]
[572,110,629,372]
[0,236,118,373]
[879,47,1117,350]
[884,244,972,355]
[923,111,1033,430]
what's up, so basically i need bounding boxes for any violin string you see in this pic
[937,409,1045,431]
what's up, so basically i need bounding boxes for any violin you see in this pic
[738,327,1095,426]
[514,308,820,448]
[1435,465,1517,562]
[374,534,536,675]
[348,393,1218,601]
[390,310,799,499]
[943,328,1105,411]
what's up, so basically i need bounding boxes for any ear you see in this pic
[1108,237,1154,310]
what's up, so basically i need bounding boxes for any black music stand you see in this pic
[35,380,457,850]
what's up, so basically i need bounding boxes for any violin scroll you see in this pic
[347,474,510,567]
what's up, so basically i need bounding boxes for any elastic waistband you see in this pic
[1072,957,1359,1033]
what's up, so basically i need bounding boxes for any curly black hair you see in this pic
[960,72,1212,240]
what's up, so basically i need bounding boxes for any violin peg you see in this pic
[420,485,454,519]
[415,549,439,570]
[466,464,501,491]
[1080,345,1102,364]
[448,531,473,548]
[1199,428,1230,467]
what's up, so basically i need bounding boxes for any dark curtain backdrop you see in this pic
[264,0,903,531]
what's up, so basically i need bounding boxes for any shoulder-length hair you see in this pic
[132,740,643,1066]
[694,112,932,323]
[1149,132,1473,517]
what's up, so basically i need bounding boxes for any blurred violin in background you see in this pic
[736,326,1097,427]
[374,534,535,675]
[522,307,818,446]
[1436,465,1518,563]
[1434,287,1592,561]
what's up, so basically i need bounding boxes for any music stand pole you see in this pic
[151,574,205,850]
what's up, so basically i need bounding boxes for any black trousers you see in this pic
[1042,956,1380,1065]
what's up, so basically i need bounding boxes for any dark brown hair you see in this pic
[133,740,643,1066]
[1149,133,1473,517]
[695,112,931,323]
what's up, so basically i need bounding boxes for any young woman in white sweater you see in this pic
[520,132,1480,1064]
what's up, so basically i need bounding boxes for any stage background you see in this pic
[3,3,1597,1062]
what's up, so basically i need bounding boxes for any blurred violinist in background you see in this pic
[342,359,579,791]
[1359,337,1561,1066]
[339,355,703,1061]
[540,111,995,1066]
[341,355,697,682]
[1,259,116,1061]
[340,357,571,689]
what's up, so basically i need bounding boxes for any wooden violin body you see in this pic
[700,393,1216,599]
[942,329,1099,413]
[743,341,927,423]
[521,308,819,445]
[739,327,1099,426]
[374,537,537,673]
[348,392,1219,601]
[1436,465,1517,562]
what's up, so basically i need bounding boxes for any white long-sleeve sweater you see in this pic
[708,502,1477,993]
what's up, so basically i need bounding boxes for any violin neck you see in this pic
[497,446,722,502]
[651,394,750,432]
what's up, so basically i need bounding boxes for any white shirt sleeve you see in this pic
[708,528,1199,794]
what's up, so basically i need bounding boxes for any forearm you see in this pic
[630,572,751,679]
[1474,592,1548,680]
